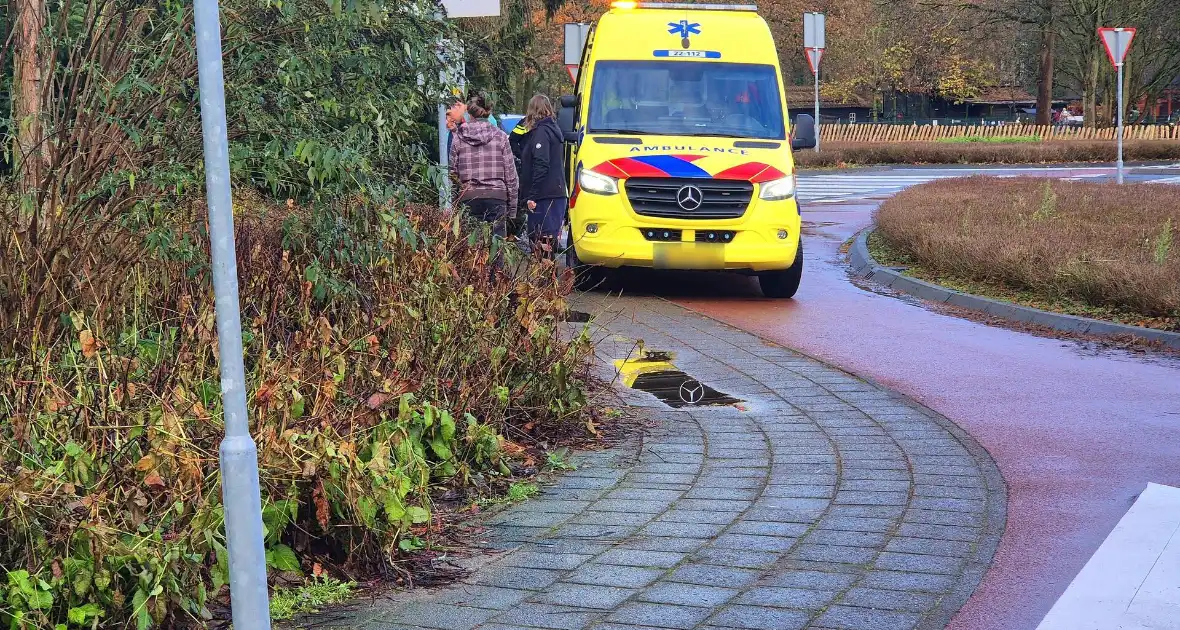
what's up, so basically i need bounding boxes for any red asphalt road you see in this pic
[653,202,1180,630]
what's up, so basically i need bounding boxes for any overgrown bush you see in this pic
[0,197,590,628]
[875,177,1180,323]
[794,140,1180,168]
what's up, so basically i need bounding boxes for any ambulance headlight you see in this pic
[759,174,797,201]
[580,169,619,196]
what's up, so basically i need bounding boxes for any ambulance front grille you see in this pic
[625,178,752,220]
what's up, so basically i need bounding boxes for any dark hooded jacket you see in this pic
[519,117,568,202]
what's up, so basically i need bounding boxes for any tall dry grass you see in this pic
[875,177,1180,320]
[794,140,1180,168]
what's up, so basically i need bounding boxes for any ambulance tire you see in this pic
[758,242,803,299]
[566,243,607,292]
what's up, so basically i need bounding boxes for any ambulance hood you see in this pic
[579,135,793,184]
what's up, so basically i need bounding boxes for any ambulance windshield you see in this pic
[587,61,785,140]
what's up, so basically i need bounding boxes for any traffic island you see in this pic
[850,177,1180,349]
[793,140,1180,168]
[300,295,1007,630]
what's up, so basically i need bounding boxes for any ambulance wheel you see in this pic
[758,243,803,299]
[566,244,607,292]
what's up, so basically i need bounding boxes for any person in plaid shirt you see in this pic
[447,95,519,239]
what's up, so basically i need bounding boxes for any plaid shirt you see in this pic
[449,121,519,213]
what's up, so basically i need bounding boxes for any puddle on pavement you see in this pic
[615,348,743,409]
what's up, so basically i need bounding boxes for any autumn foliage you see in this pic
[0,197,591,627]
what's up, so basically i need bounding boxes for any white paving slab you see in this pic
[1038,483,1180,630]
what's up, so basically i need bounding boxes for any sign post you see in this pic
[1099,27,1136,184]
[192,0,271,628]
[564,23,591,85]
[804,12,825,153]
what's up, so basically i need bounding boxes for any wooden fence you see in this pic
[818,123,1180,143]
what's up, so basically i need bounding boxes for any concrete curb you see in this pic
[850,229,1180,350]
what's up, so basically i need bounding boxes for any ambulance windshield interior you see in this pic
[588,60,785,140]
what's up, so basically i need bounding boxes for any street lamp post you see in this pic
[192,0,272,628]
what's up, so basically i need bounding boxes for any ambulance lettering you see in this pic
[629,146,747,155]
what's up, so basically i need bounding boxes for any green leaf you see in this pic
[210,545,229,592]
[356,496,378,528]
[383,494,405,521]
[407,506,430,524]
[429,439,453,461]
[68,603,104,625]
[265,544,302,573]
[290,394,305,420]
[439,412,456,442]
[132,589,151,630]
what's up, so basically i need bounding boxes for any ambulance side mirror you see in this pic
[792,114,817,151]
[558,95,578,142]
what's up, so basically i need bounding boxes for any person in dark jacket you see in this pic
[507,118,532,250]
[447,95,519,239]
[519,95,568,258]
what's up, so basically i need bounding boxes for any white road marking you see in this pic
[1037,483,1180,630]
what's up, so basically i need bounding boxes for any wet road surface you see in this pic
[603,166,1180,629]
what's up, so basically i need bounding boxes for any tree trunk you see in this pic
[1084,47,1101,128]
[1036,23,1056,125]
[13,0,46,202]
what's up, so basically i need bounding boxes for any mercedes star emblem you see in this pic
[678,379,706,405]
[676,185,703,211]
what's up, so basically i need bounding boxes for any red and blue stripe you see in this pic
[590,155,786,184]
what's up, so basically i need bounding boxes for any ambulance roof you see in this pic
[593,4,776,65]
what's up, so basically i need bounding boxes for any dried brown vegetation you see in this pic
[794,141,1180,168]
[875,177,1180,326]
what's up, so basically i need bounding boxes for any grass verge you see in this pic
[872,178,1180,332]
[795,140,1180,168]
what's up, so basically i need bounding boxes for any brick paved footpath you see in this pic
[296,296,1005,630]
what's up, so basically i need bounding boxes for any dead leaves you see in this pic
[79,330,98,359]
[144,472,166,489]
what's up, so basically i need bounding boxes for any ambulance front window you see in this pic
[588,61,785,140]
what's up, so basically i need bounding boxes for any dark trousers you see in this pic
[464,198,508,239]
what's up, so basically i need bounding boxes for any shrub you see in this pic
[875,177,1180,321]
[794,140,1180,168]
[0,197,590,628]
[937,135,1041,144]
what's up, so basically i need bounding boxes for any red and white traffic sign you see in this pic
[566,64,579,84]
[1098,27,1136,67]
[805,48,824,75]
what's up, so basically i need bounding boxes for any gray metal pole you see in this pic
[439,99,451,209]
[193,1,272,628]
[814,57,820,153]
[1116,61,1125,185]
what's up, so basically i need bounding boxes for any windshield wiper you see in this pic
[592,128,649,135]
[689,132,750,139]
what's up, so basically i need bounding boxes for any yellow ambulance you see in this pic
[558,2,816,298]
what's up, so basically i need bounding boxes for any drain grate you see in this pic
[630,370,743,408]
[564,310,592,323]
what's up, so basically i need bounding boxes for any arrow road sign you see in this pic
[806,48,824,74]
[1099,27,1136,67]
